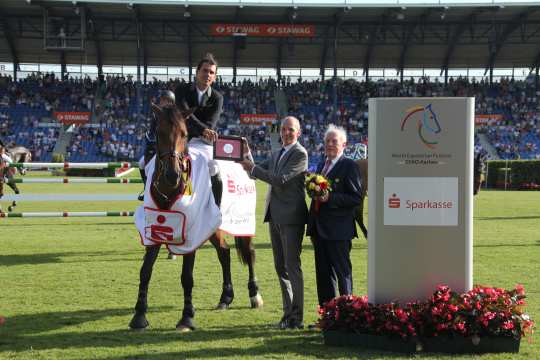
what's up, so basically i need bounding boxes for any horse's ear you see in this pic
[151,103,163,117]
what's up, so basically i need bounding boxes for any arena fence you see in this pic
[1,165,140,218]
[0,211,134,218]
[7,162,138,170]
[10,178,143,184]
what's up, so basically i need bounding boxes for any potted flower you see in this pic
[318,285,534,354]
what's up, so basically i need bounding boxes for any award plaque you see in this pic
[213,135,244,161]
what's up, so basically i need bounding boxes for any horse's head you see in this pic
[152,103,189,188]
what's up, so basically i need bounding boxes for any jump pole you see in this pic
[10,178,143,184]
[7,162,138,170]
[0,211,134,218]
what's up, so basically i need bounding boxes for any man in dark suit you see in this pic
[307,124,363,308]
[175,53,224,206]
[239,116,308,329]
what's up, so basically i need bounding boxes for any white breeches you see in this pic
[189,138,219,177]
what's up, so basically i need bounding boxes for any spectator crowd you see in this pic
[1,72,540,164]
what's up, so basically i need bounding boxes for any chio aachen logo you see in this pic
[400,104,442,149]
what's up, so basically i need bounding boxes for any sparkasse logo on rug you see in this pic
[384,177,458,226]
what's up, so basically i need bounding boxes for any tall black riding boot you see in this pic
[138,168,147,201]
[211,173,223,208]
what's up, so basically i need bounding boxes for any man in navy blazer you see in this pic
[306,124,363,308]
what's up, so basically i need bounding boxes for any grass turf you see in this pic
[0,172,539,359]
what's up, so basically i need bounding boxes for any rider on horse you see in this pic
[174,53,224,208]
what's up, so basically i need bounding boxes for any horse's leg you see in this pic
[129,245,161,330]
[210,232,234,310]
[354,198,368,240]
[177,252,196,331]
[18,154,26,176]
[6,171,19,195]
[235,236,264,308]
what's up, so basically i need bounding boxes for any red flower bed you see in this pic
[318,285,534,341]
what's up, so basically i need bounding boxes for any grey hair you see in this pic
[324,123,347,143]
[281,116,301,130]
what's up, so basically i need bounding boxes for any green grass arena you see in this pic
[1,171,539,359]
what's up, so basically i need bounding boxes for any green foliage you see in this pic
[486,160,540,189]
[52,153,65,163]
[0,176,539,359]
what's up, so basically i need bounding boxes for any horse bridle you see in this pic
[152,152,188,202]
[151,108,189,201]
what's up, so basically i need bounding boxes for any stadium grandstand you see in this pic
[1,0,540,168]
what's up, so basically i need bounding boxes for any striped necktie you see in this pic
[321,159,332,176]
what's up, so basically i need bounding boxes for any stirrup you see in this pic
[137,191,144,201]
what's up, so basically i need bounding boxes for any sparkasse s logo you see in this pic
[388,194,401,208]
[400,103,442,149]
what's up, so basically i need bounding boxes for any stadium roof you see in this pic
[1,0,540,78]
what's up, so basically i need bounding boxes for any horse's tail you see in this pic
[234,236,255,265]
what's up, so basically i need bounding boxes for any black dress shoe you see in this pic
[274,316,289,330]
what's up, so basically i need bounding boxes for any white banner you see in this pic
[217,160,256,236]
[383,177,458,226]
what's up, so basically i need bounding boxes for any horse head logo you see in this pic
[400,104,442,149]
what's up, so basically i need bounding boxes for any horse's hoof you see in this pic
[11,201,16,207]
[129,313,149,330]
[176,318,195,331]
[7,206,12,212]
[215,302,229,310]
[167,253,177,260]
[176,325,193,333]
[250,293,264,309]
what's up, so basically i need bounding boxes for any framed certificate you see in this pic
[213,135,244,161]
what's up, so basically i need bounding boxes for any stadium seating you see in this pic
[1,73,539,164]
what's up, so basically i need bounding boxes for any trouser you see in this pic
[312,235,353,307]
[268,221,305,324]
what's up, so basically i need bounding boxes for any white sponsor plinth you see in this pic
[368,98,474,304]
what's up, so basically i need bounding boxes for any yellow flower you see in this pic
[316,175,325,184]
[309,183,316,190]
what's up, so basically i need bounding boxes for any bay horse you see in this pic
[353,154,486,240]
[129,104,261,332]
[354,159,368,240]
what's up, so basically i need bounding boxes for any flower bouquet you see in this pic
[317,284,534,354]
[305,173,331,212]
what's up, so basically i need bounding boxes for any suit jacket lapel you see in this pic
[326,156,344,178]
[276,143,297,173]
[189,85,199,107]
[273,149,282,173]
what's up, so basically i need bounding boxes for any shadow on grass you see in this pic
[474,241,540,248]
[0,314,403,360]
[476,215,540,221]
[0,306,176,349]
[0,250,143,266]
[99,332,405,359]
